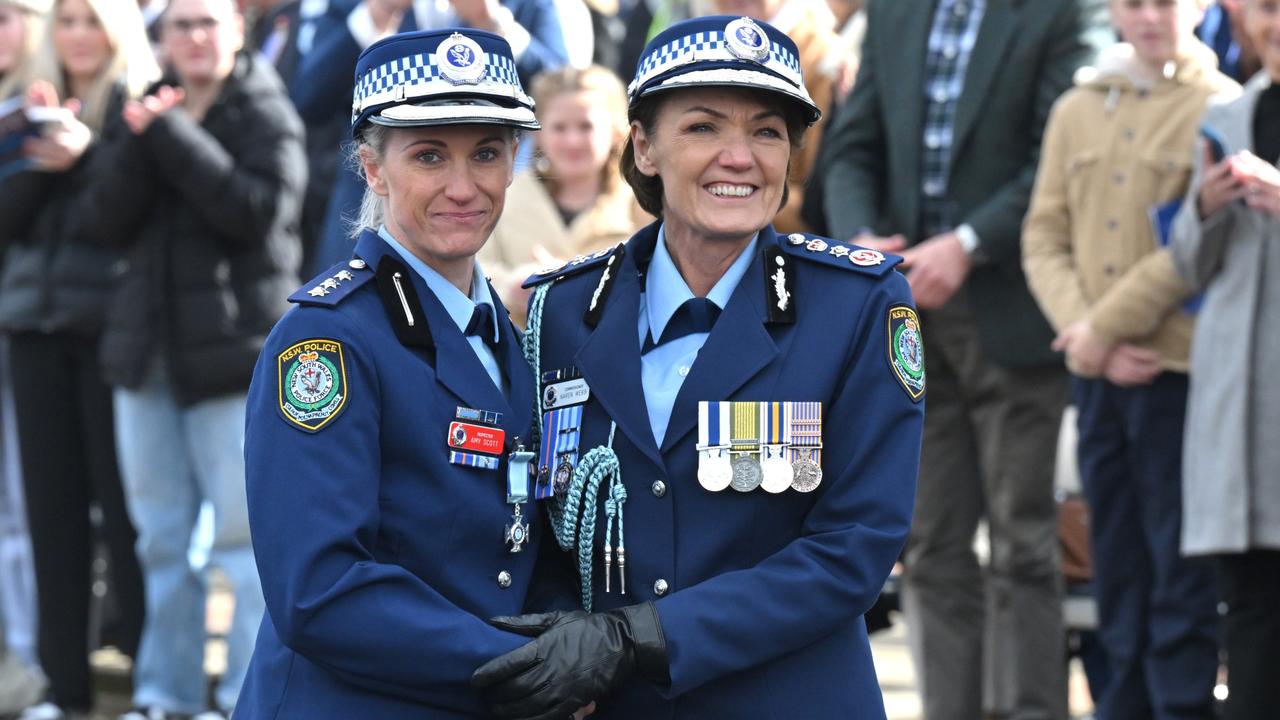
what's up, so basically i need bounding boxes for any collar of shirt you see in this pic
[640,224,759,345]
[378,226,500,344]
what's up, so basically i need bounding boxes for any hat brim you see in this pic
[638,67,821,125]
[369,103,541,131]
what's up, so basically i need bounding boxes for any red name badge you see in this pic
[448,421,505,456]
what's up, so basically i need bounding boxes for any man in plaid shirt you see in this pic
[822,0,1110,718]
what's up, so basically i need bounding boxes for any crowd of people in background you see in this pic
[0,0,1275,718]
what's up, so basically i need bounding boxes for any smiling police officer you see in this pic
[234,28,557,719]
[471,16,925,720]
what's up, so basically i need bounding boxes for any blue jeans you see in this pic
[115,361,263,714]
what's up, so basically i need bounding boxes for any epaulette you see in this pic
[288,257,376,307]
[521,244,621,289]
[778,232,902,277]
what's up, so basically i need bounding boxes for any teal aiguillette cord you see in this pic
[523,282,626,612]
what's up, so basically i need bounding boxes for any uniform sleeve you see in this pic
[506,0,569,85]
[1021,98,1092,332]
[653,272,922,697]
[246,306,527,710]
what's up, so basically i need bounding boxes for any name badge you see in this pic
[448,421,505,455]
[543,377,591,410]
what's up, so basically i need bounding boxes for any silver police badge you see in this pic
[724,17,769,63]
[697,448,733,492]
[436,33,486,85]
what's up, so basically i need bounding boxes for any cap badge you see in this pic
[725,17,769,63]
[436,33,486,85]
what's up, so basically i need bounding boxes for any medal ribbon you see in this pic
[788,401,823,463]
[536,407,561,499]
[731,401,759,453]
[507,447,533,503]
[760,401,789,460]
[700,401,731,449]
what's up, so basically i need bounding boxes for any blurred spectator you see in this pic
[555,0,591,65]
[480,64,648,325]
[705,0,837,233]
[0,0,158,717]
[0,0,45,705]
[53,0,305,715]
[1023,0,1237,716]
[1172,0,1280,716]
[821,1,1108,718]
[250,0,347,279]
[1197,0,1261,81]
[584,0,623,70]
[297,0,568,276]
[0,0,44,98]
[826,0,863,100]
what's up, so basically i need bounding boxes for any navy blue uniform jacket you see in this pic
[528,224,923,718]
[237,230,542,718]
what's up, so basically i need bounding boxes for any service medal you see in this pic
[791,449,823,493]
[553,456,575,496]
[697,401,734,492]
[759,446,792,493]
[758,402,793,493]
[730,455,763,492]
[789,401,824,492]
[697,448,733,492]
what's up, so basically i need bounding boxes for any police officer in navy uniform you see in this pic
[470,16,925,720]
[235,29,566,719]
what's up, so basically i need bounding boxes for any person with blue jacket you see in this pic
[235,28,567,719]
[470,16,924,719]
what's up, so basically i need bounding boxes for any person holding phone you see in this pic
[1022,0,1239,716]
[1172,0,1280,716]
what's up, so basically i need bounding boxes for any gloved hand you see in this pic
[471,603,670,720]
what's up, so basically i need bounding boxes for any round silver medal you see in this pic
[697,449,733,492]
[730,455,763,492]
[759,449,792,494]
[791,452,822,493]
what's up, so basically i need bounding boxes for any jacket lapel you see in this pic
[882,1,933,238]
[572,242,666,470]
[951,0,1023,158]
[660,235,779,454]
[356,232,512,418]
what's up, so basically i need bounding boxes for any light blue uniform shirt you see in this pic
[639,226,757,446]
[378,226,506,396]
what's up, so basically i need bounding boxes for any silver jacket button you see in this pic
[653,578,669,596]
[349,258,367,270]
[497,571,512,589]
[651,480,667,498]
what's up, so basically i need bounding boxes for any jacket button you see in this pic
[497,571,512,589]
[349,258,367,270]
[653,578,669,596]
[651,480,667,498]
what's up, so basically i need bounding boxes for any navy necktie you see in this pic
[465,303,501,352]
[643,297,721,354]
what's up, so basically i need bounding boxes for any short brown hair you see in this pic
[620,89,809,218]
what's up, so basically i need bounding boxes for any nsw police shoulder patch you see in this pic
[277,338,349,432]
[887,305,925,402]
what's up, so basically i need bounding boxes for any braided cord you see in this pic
[519,280,626,611]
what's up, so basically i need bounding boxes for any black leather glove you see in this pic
[470,603,670,720]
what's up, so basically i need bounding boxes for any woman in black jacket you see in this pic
[0,0,157,716]
[64,0,305,715]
